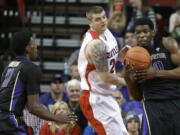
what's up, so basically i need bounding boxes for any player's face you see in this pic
[67,85,81,103]
[88,11,107,34]
[135,25,154,48]
[26,39,38,60]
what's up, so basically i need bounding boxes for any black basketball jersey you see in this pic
[0,56,41,116]
[139,38,180,100]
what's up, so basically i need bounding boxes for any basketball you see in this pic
[124,46,151,70]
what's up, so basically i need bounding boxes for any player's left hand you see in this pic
[133,66,156,83]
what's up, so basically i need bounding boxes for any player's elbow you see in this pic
[102,77,110,84]
[27,103,39,115]
[28,105,35,114]
[98,72,109,83]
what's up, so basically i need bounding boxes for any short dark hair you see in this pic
[134,17,154,30]
[12,30,32,55]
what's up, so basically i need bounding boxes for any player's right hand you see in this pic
[55,112,77,124]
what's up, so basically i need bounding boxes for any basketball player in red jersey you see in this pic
[78,6,129,135]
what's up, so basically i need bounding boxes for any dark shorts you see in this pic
[0,112,32,135]
[143,99,180,135]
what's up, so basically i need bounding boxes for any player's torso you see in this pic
[0,57,31,115]
[78,29,118,95]
[140,38,180,100]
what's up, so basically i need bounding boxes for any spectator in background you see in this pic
[116,30,137,102]
[69,63,80,80]
[169,6,180,33]
[64,62,80,97]
[127,0,157,32]
[113,90,125,109]
[121,99,144,130]
[113,90,127,118]
[23,106,46,135]
[106,0,133,48]
[171,25,180,44]
[39,74,68,110]
[67,79,88,134]
[83,122,97,135]
[40,101,81,135]
[67,29,87,67]
[67,79,81,112]
[124,111,141,135]
[169,6,180,44]
[124,30,137,47]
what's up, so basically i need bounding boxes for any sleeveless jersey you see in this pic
[0,56,41,116]
[78,29,119,95]
[139,38,180,100]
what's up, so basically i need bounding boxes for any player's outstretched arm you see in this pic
[27,94,77,124]
[85,39,126,87]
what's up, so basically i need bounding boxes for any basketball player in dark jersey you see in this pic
[0,30,77,135]
[124,17,180,135]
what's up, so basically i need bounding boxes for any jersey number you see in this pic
[1,68,14,88]
[110,59,115,73]
[153,61,164,70]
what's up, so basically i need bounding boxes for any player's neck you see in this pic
[90,28,104,35]
[90,28,106,40]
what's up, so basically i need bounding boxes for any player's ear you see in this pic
[88,19,92,27]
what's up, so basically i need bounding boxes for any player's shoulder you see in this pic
[162,36,179,52]
[21,59,36,67]
[22,60,41,75]
[83,31,93,42]
[81,32,93,48]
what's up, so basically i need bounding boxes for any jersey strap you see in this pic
[89,30,99,39]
